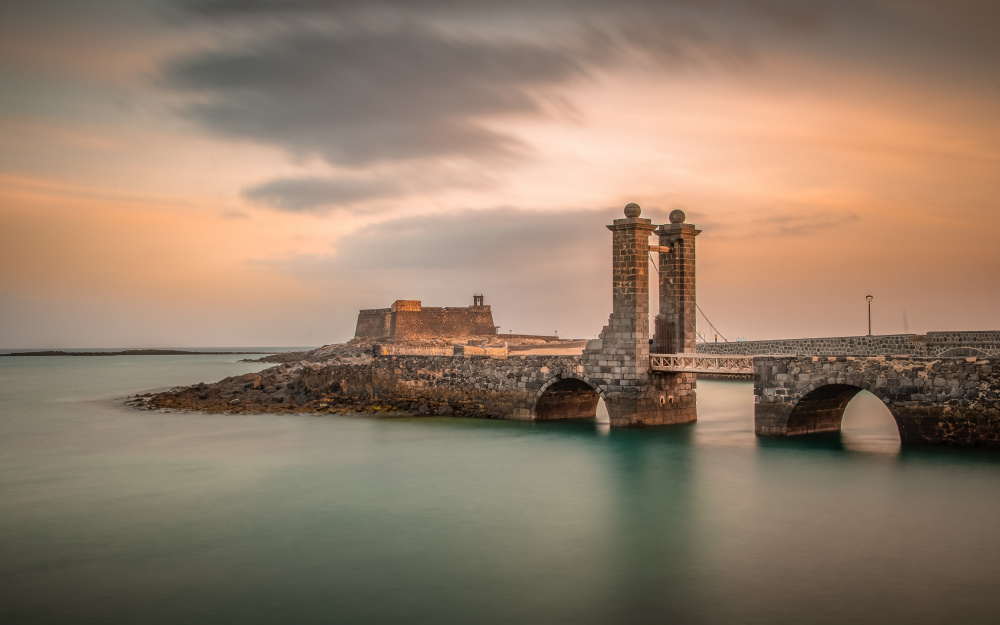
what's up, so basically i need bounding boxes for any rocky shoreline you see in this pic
[126,337,583,417]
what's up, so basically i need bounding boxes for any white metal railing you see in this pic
[650,353,753,374]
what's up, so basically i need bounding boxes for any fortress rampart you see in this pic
[354,297,497,341]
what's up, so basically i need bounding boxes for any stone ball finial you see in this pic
[669,209,686,224]
[624,202,641,218]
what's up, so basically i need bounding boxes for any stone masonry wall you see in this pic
[655,215,700,354]
[296,353,695,425]
[391,307,496,339]
[297,354,595,420]
[699,331,1000,357]
[354,303,496,340]
[754,355,1000,447]
[354,309,391,339]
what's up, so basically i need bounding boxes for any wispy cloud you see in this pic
[757,210,860,237]
[242,176,405,213]
[250,207,609,278]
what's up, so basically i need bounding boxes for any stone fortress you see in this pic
[354,296,497,341]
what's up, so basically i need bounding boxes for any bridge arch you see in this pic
[532,375,606,421]
[786,380,902,437]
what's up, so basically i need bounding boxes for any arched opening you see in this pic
[787,384,902,444]
[841,390,901,453]
[534,378,601,421]
[787,384,864,435]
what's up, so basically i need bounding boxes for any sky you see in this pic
[1,0,998,348]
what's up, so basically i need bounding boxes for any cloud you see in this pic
[162,0,812,174]
[241,163,500,213]
[178,0,829,31]
[162,26,592,167]
[752,209,860,237]
[255,206,611,276]
[242,176,404,212]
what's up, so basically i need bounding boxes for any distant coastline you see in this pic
[2,349,274,357]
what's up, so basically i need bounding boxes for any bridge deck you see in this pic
[650,353,754,374]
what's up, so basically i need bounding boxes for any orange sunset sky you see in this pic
[1,0,998,348]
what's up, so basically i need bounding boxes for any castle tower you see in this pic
[582,203,697,426]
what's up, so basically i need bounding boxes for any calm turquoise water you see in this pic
[1,355,999,624]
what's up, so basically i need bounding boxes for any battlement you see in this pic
[390,300,421,312]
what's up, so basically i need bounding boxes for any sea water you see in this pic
[1,354,999,624]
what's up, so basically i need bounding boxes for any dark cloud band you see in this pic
[163,27,590,167]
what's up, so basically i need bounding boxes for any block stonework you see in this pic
[293,353,696,425]
[698,332,1000,358]
[753,355,1000,447]
[354,308,391,339]
[354,299,496,340]
[654,219,701,354]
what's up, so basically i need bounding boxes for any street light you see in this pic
[866,295,874,336]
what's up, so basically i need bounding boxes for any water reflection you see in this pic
[601,424,702,623]
[595,397,611,434]
[693,380,757,449]
[2,360,1000,624]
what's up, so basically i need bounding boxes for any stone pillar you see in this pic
[606,202,657,377]
[583,203,696,426]
[654,209,701,354]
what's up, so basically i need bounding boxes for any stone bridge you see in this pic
[331,202,1000,447]
[754,355,1000,447]
[303,354,657,422]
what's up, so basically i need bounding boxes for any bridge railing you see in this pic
[650,353,754,374]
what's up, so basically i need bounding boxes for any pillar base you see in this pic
[605,372,697,427]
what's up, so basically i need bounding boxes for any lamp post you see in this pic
[866,295,874,336]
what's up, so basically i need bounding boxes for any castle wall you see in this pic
[354,309,391,339]
[354,301,497,340]
[391,307,496,339]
